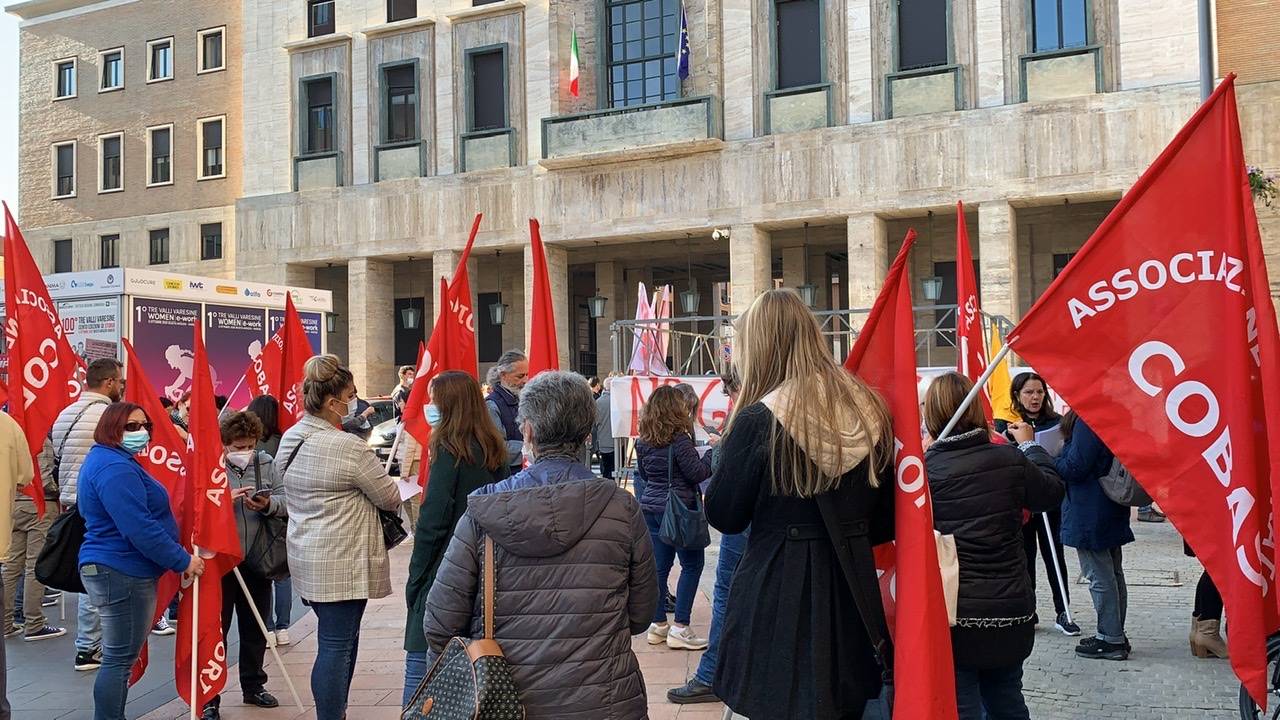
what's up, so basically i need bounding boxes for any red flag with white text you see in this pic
[845,230,959,720]
[244,294,311,430]
[175,322,243,709]
[2,202,83,513]
[955,204,993,422]
[1007,76,1280,707]
[527,219,559,377]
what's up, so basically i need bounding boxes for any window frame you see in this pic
[770,0,827,90]
[51,140,77,199]
[200,222,223,261]
[53,239,73,274]
[380,60,421,144]
[387,0,416,22]
[197,26,227,74]
[99,233,120,269]
[149,228,170,265]
[465,44,510,133]
[196,115,227,181]
[892,0,952,72]
[53,57,77,100]
[601,0,682,109]
[298,72,339,157]
[97,131,124,194]
[146,37,175,83]
[145,123,174,187]
[98,47,125,93]
[308,0,336,38]
[1028,0,1093,54]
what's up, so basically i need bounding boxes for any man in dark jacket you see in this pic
[424,371,656,720]
[485,350,528,471]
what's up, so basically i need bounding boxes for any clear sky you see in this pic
[0,10,17,219]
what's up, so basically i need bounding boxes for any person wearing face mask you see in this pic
[169,391,191,440]
[77,403,206,720]
[275,355,400,720]
[485,349,530,471]
[197,411,285,719]
[401,371,510,705]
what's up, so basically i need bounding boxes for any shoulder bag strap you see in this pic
[667,444,674,486]
[279,439,307,479]
[483,534,496,639]
[814,492,894,680]
[58,400,108,457]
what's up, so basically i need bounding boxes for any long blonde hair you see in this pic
[728,288,892,497]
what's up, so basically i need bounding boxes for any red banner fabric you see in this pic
[244,294,311,431]
[2,203,84,511]
[527,219,559,377]
[955,204,993,422]
[1008,76,1280,707]
[845,230,959,720]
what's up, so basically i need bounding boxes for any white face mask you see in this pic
[334,397,355,419]
[225,450,254,470]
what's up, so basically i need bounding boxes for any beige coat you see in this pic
[0,413,34,558]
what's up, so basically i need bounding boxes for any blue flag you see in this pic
[676,1,690,81]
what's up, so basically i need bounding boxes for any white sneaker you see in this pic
[151,618,176,636]
[646,622,670,645]
[666,625,708,650]
[274,629,291,646]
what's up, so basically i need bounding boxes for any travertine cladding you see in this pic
[452,10,527,167]
[347,257,395,395]
[367,28,437,177]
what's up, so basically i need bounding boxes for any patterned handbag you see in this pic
[402,535,525,720]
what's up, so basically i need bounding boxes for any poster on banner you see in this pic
[268,309,323,353]
[58,297,122,363]
[205,304,267,408]
[131,298,203,402]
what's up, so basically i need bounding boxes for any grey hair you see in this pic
[487,349,527,389]
[516,371,595,460]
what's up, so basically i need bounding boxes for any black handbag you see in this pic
[35,505,86,594]
[814,492,895,718]
[244,454,290,580]
[281,439,406,551]
[401,534,525,719]
[658,445,711,550]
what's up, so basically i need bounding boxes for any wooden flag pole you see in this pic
[217,373,250,420]
[190,565,200,720]
[232,566,305,712]
[935,343,1014,443]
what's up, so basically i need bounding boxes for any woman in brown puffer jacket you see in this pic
[423,371,658,720]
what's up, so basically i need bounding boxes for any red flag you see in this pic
[402,337,432,460]
[124,338,191,684]
[244,294,311,431]
[2,202,84,513]
[955,204,993,422]
[845,230,959,720]
[1007,76,1280,706]
[175,321,244,709]
[527,219,559,377]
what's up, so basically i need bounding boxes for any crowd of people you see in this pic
[0,287,1227,720]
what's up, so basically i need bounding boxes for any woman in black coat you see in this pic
[707,289,895,720]
[923,373,1064,720]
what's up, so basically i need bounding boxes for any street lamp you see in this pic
[681,237,700,315]
[587,292,608,319]
[326,312,338,333]
[922,276,944,301]
[401,256,421,330]
[795,223,817,307]
[490,250,508,325]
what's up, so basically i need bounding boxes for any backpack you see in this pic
[35,506,87,594]
[1098,457,1152,507]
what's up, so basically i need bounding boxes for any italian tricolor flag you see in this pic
[569,26,580,97]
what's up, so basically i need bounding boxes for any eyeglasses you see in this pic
[124,422,154,432]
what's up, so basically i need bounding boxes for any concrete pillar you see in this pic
[781,246,807,290]
[974,0,1007,108]
[846,213,888,315]
[722,0,755,140]
[347,258,395,395]
[432,250,460,322]
[978,200,1020,322]
[729,224,771,316]
[594,261,622,376]
[524,241,571,369]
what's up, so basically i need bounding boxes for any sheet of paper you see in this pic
[1035,427,1065,457]
[395,476,423,501]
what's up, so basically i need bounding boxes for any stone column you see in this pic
[594,261,622,376]
[781,246,808,290]
[432,250,461,322]
[978,200,1020,322]
[524,241,571,369]
[729,224,771,316]
[846,213,888,319]
[722,0,755,140]
[347,258,395,396]
[974,0,1007,108]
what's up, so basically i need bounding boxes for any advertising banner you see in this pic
[268,309,323,354]
[205,304,267,408]
[131,298,201,402]
[59,297,122,364]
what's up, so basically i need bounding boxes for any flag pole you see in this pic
[217,373,250,419]
[384,425,403,475]
[231,567,305,712]
[1042,512,1075,624]
[936,343,1013,443]
[190,563,200,720]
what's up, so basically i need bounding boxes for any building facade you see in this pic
[11,0,1280,395]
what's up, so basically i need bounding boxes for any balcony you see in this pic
[540,96,722,169]
[764,83,832,134]
[886,65,961,119]
[294,152,343,191]
[375,141,426,181]
[1021,47,1102,103]
[461,128,515,172]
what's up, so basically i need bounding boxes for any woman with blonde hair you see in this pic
[706,288,895,720]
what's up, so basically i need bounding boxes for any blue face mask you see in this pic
[121,429,150,454]
[425,404,442,427]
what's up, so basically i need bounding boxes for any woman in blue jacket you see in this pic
[78,402,204,720]
[1054,412,1134,661]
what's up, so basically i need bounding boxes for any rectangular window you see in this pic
[53,239,73,273]
[387,0,416,21]
[100,234,119,269]
[54,59,76,99]
[468,49,506,131]
[99,48,123,91]
[605,0,679,107]
[198,27,225,73]
[1032,0,1088,52]
[147,38,173,82]
[383,64,417,142]
[149,228,170,265]
[308,0,335,37]
[304,77,335,153]
[99,133,122,192]
[147,125,172,186]
[53,142,76,198]
[473,0,504,5]
[198,116,225,179]
[897,0,948,70]
[201,222,223,260]
[775,0,821,88]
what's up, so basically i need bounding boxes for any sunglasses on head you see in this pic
[124,422,153,432]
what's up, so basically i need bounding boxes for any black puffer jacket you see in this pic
[926,428,1064,621]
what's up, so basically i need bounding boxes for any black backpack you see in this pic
[35,506,87,594]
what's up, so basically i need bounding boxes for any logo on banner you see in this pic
[164,279,182,291]
[243,289,261,298]
[188,281,205,290]
[106,273,116,285]
[215,285,237,295]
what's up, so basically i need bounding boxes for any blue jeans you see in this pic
[272,577,292,630]
[311,599,367,720]
[403,650,428,708]
[80,564,157,720]
[694,530,747,685]
[955,665,1030,720]
[1076,546,1128,643]
[76,591,103,652]
[642,510,705,625]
